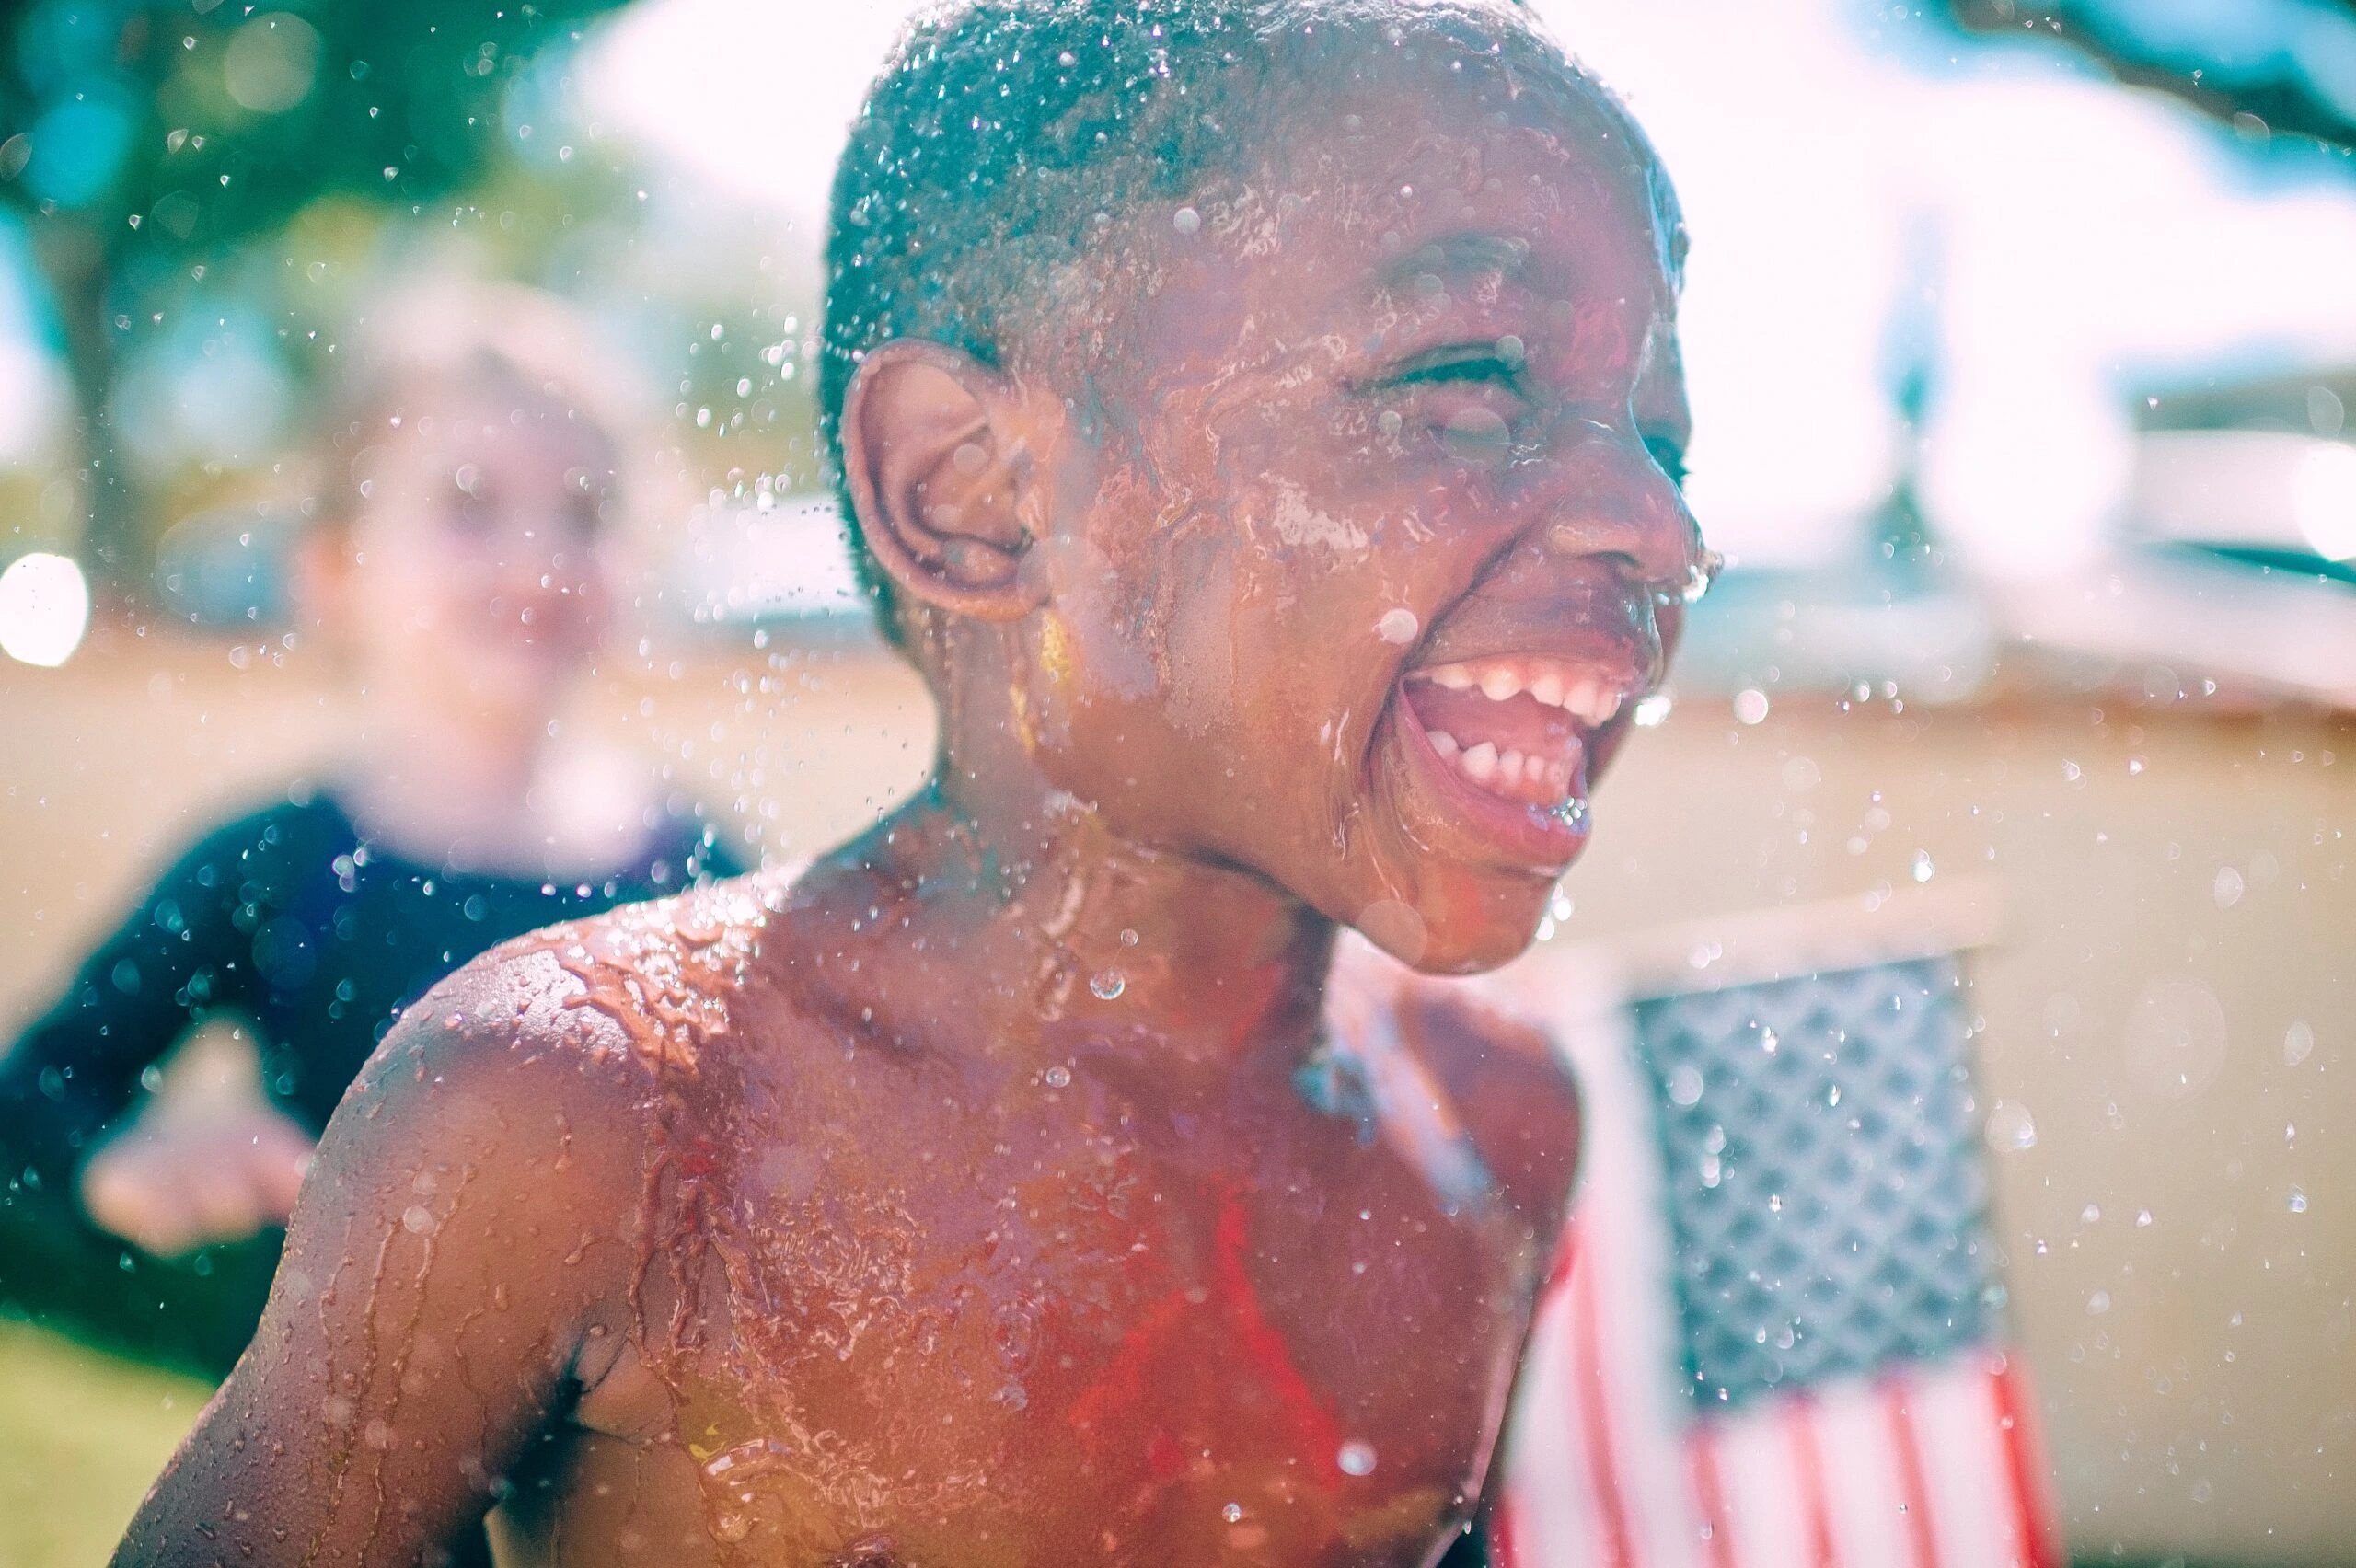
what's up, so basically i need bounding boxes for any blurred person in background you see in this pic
[0,275,735,1378]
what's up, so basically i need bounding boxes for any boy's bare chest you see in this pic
[578,1070,1540,1566]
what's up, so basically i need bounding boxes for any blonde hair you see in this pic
[318,272,662,540]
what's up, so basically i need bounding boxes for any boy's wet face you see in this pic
[1023,64,1700,973]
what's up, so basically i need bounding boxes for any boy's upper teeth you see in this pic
[1414,658,1627,725]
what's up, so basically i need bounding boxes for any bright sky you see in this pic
[583,0,915,223]
[10,0,2356,586]
[583,0,2356,581]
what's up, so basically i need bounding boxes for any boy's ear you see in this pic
[840,339,1046,622]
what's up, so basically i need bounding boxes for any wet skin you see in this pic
[119,61,1700,1568]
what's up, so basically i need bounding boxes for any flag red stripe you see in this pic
[1988,1355,2058,1568]
[1881,1377,1942,1568]
[1787,1394,1842,1568]
[1545,1222,1580,1296]
[1488,1487,1523,1568]
[1571,1239,1637,1568]
[1688,1427,1738,1568]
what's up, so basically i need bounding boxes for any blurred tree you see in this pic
[1949,0,2356,157]
[0,0,632,578]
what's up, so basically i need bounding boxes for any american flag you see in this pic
[1479,936,2062,1568]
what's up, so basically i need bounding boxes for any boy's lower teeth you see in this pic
[1426,729,1576,809]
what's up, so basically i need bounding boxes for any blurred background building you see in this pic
[0,0,2351,1563]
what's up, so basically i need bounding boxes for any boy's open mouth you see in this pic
[1390,650,1643,870]
[1402,657,1624,812]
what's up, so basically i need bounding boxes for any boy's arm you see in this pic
[115,951,648,1566]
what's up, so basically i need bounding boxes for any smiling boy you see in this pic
[120,4,1703,1564]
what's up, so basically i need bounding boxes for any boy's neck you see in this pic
[821,778,1338,1075]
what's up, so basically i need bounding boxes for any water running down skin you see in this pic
[117,36,1703,1568]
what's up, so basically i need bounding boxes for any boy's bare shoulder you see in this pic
[417,869,804,1082]
[330,870,810,1192]
[1329,942,1580,1230]
[1408,979,1580,1230]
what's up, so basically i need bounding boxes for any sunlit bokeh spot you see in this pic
[2292,440,2356,560]
[223,13,321,116]
[0,552,91,668]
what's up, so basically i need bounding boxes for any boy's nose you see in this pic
[1528,421,1703,597]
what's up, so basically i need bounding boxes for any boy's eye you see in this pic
[1388,348,1524,388]
[1643,434,1689,488]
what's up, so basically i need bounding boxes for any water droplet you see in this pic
[1376,607,1419,645]
[1089,970,1126,1000]
[1733,687,1770,725]
[1172,206,1202,236]
[1684,551,1722,604]
[1439,407,1510,464]
[2288,1187,2308,1215]
[2213,866,2244,909]
[1984,1101,2038,1153]
[1337,1439,1378,1476]
[2285,1019,2316,1066]
[1666,1064,1703,1107]
[1911,850,1935,883]
[2086,1289,2111,1315]
[2308,386,2345,438]
[401,1205,435,1234]
[1045,1065,1071,1089]
[1378,409,1403,438]
[1221,1503,1242,1523]
[2082,1203,2101,1223]
[1633,693,1673,727]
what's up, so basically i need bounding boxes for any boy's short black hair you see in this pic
[819,0,1624,645]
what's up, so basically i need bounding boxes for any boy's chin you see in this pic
[1350,887,1553,977]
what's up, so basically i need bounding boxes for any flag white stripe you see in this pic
[1810,1378,1921,1568]
[1505,1250,1610,1568]
[1707,1401,1816,1568]
[1913,1360,2027,1568]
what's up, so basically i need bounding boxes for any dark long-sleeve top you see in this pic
[0,790,737,1200]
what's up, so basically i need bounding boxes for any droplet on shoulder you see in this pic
[1338,1439,1378,1476]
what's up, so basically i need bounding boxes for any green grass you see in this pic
[0,1317,208,1568]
